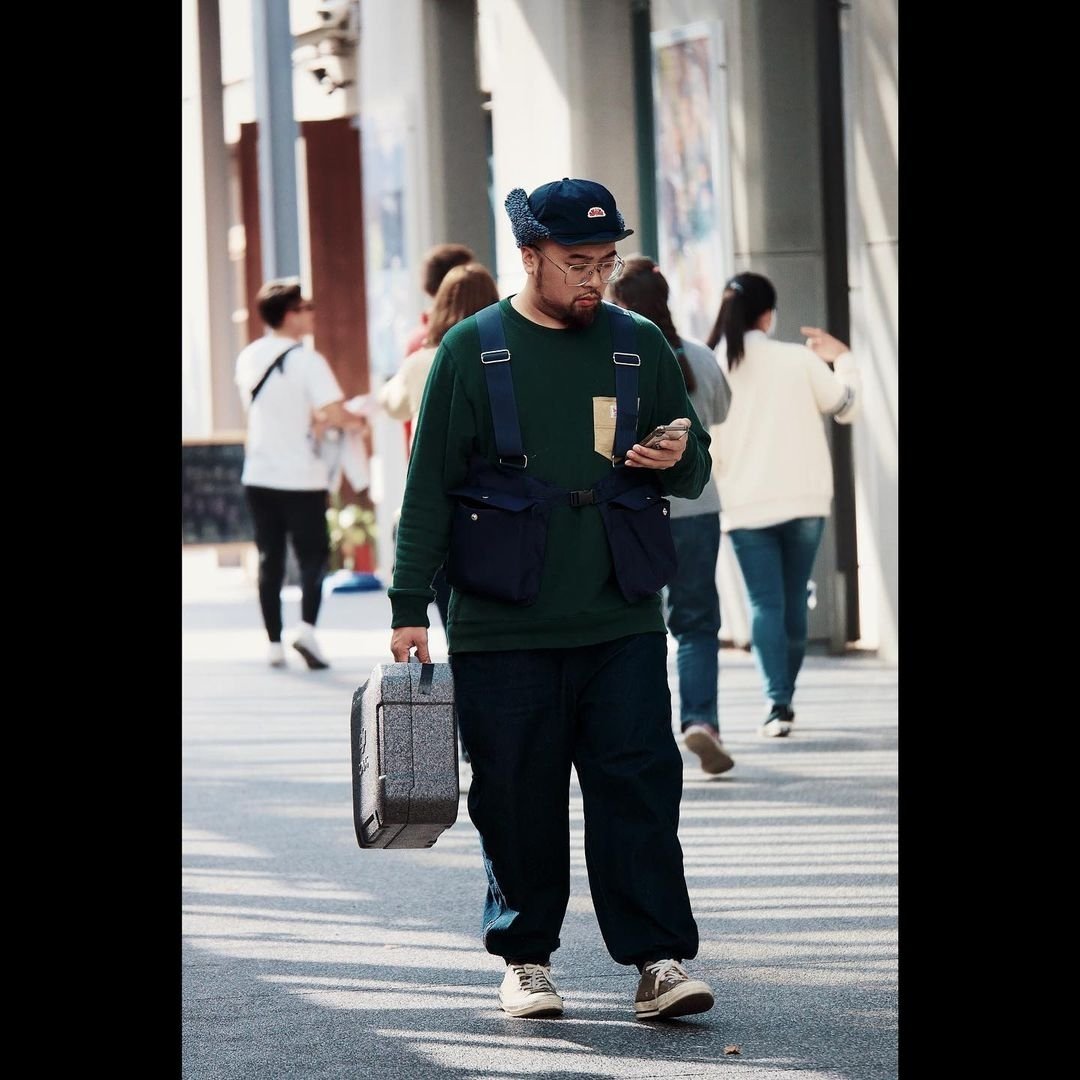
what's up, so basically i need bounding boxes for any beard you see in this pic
[535,260,602,329]
[562,298,601,329]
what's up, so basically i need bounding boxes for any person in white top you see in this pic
[607,255,735,777]
[377,261,499,630]
[706,272,860,737]
[234,278,366,670]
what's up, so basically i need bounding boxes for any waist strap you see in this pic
[457,454,661,510]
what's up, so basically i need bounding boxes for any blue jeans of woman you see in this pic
[450,633,699,968]
[666,513,722,734]
[728,516,826,708]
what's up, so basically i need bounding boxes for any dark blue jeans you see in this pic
[667,513,722,734]
[450,633,699,968]
[728,516,826,707]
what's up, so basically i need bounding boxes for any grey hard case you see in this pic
[350,661,460,849]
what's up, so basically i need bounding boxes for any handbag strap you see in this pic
[473,300,640,468]
[250,343,301,403]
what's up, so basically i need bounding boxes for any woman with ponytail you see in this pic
[608,256,736,776]
[706,272,860,737]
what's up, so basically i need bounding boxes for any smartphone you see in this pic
[641,423,690,448]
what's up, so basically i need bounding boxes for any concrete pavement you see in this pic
[182,549,897,1079]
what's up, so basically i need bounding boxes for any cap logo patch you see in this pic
[587,207,606,218]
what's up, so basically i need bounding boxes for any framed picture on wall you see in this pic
[361,105,414,381]
[650,20,735,344]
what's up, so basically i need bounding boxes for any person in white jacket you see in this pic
[706,272,860,737]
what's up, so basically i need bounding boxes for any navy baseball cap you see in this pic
[504,178,635,248]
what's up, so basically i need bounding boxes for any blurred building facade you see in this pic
[182,0,898,664]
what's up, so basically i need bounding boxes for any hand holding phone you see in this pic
[641,423,690,449]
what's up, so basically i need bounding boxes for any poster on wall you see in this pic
[361,106,413,381]
[651,21,734,344]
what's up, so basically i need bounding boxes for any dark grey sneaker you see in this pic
[634,959,714,1020]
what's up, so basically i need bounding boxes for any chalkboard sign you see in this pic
[182,438,253,545]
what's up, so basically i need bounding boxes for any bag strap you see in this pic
[606,302,640,462]
[474,300,641,469]
[474,303,526,467]
[250,343,301,403]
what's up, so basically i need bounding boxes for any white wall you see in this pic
[842,0,898,662]
[220,0,256,144]
[183,0,213,438]
[478,0,640,297]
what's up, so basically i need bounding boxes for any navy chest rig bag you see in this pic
[445,300,678,606]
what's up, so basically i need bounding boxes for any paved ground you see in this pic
[182,551,897,1078]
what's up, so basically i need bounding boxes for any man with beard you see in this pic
[387,178,716,1022]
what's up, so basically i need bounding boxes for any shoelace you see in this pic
[512,963,556,994]
[644,959,688,984]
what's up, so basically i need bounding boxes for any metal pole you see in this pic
[251,0,301,282]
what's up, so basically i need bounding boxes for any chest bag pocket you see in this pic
[445,479,552,606]
[595,480,677,603]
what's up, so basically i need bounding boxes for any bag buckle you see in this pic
[498,454,528,469]
[613,351,640,366]
[481,348,511,364]
[569,488,595,507]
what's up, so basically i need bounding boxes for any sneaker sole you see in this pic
[499,994,564,1018]
[759,721,792,738]
[292,643,330,670]
[635,983,715,1020]
[683,729,735,775]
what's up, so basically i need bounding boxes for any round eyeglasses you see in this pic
[533,248,625,287]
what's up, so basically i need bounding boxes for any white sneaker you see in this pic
[498,963,564,1018]
[290,623,330,670]
[268,642,286,668]
[759,704,794,737]
[683,725,735,775]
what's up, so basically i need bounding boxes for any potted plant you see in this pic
[326,494,378,573]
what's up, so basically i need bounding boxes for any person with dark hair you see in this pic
[608,255,735,776]
[388,178,716,1023]
[234,278,365,670]
[706,271,860,736]
[379,262,500,630]
[379,263,501,448]
[402,243,478,357]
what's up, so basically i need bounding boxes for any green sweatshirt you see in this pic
[389,298,712,652]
